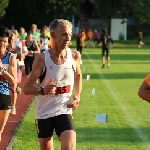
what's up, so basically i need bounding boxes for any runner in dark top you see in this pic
[97,28,114,68]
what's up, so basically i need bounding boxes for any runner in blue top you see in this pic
[0,26,17,141]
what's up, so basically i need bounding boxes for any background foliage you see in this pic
[0,0,150,35]
[0,0,9,18]
[0,0,84,30]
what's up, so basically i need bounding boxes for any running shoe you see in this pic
[11,107,16,115]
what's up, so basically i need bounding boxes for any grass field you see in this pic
[70,36,150,47]
[10,47,150,150]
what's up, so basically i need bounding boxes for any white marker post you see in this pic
[92,88,96,95]
[84,67,87,72]
[87,75,90,80]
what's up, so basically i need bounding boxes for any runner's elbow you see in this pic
[23,84,29,95]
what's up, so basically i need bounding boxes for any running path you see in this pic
[0,70,33,150]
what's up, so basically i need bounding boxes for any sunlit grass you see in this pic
[10,48,150,150]
[70,37,150,47]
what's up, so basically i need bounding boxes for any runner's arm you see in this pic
[23,53,44,95]
[3,55,17,86]
[67,50,82,109]
[72,50,82,99]
[138,80,150,103]
[34,42,40,54]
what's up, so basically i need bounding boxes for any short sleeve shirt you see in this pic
[145,74,150,86]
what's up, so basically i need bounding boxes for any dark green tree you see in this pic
[129,0,150,24]
[0,0,84,30]
[0,0,9,19]
[23,0,85,28]
[95,0,129,21]
[95,0,150,24]
[1,0,150,30]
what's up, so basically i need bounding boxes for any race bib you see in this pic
[55,85,70,95]
[54,80,71,95]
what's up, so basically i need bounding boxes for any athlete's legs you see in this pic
[102,56,105,65]
[138,42,141,48]
[39,137,54,150]
[24,57,31,75]
[0,109,11,141]
[87,39,90,47]
[11,92,17,115]
[101,48,105,68]
[29,57,34,73]
[36,117,54,150]
[54,114,76,150]
[59,130,76,150]
[77,46,80,53]
[87,39,93,47]
[24,56,34,75]
[88,39,91,47]
[89,39,93,47]
[107,56,110,67]
[79,46,83,54]
[106,48,110,67]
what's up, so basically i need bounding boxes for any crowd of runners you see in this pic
[0,19,82,150]
[0,23,53,142]
[76,28,114,68]
[9,23,53,115]
[0,19,147,150]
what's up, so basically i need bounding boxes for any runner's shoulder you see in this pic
[71,50,81,60]
[35,52,45,62]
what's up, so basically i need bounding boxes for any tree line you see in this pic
[0,0,150,31]
[0,0,85,30]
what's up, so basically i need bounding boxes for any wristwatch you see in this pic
[0,67,6,74]
[37,87,44,95]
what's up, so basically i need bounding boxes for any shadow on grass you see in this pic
[76,126,149,143]
[112,61,150,64]
[111,54,150,61]
[82,53,150,61]
[82,72,149,80]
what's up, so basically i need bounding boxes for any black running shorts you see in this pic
[0,94,12,110]
[35,114,76,138]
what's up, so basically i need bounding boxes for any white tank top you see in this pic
[36,48,75,119]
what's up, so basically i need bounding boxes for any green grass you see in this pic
[70,36,150,47]
[10,48,150,150]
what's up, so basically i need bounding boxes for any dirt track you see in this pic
[0,70,33,150]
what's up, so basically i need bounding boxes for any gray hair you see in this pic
[49,19,72,33]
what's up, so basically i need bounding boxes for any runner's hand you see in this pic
[67,95,80,110]
[43,79,57,95]
[29,50,33,54]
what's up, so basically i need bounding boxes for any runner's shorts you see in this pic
[0,94,12,110]
[35,114,76,138]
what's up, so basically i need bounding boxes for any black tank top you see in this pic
[25,41,36,51]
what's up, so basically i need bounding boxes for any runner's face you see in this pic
[0,37,8,53]
[13,30,19,40]
[26,34,33,41]
[31,25,37,32]
[42,29,47,36]
[20,28,25,33]
[55,25,72,49]
[9,33,16,44]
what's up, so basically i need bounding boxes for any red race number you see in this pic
[56,85,70,94]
